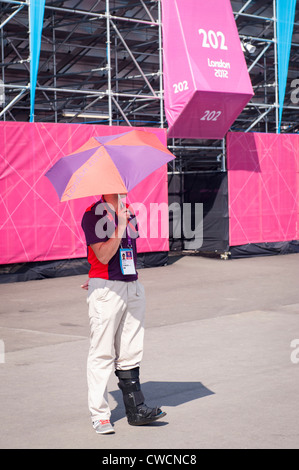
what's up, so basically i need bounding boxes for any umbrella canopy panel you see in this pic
[45,130,175,201]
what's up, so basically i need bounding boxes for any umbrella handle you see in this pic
[118,194,124,209]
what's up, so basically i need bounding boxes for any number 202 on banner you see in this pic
[198,29,228,50]
[200,110,222,121]
[173,81,189,94]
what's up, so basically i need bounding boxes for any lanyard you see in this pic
[126,226,132,248]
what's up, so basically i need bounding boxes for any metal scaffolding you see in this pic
[0,0,298,173]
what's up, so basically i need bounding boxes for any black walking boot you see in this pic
[115,367,166,426]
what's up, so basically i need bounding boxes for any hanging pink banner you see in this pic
[162,0,254,139]
[0,122,169,264]
[227,132,299,246]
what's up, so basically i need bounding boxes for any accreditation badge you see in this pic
[119,248,136,275]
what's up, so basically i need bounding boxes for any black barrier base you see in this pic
[229,240,299,258]
[0,252,169,283]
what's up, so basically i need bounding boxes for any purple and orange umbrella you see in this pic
[45,130,175,202]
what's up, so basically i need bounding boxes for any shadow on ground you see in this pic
[110,381,214,424]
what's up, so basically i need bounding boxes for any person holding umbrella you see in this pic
[81,193,166,434]
[45,130,175,435]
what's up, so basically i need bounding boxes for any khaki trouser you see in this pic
[87,278,145,422]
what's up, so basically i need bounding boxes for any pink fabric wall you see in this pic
[227,132,299,246]
[0,122,169,264]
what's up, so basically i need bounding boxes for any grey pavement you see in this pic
[0,253,299,449]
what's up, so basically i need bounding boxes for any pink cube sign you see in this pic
[161,0,254,139]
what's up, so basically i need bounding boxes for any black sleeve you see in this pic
[81,210,110,245]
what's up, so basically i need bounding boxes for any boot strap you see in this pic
[118,379,145,407]
[115,367,139,380]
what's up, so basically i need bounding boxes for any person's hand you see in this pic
[117,206,131,235]
[81,278,89,290]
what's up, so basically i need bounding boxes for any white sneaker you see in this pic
[93,419,115,434]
